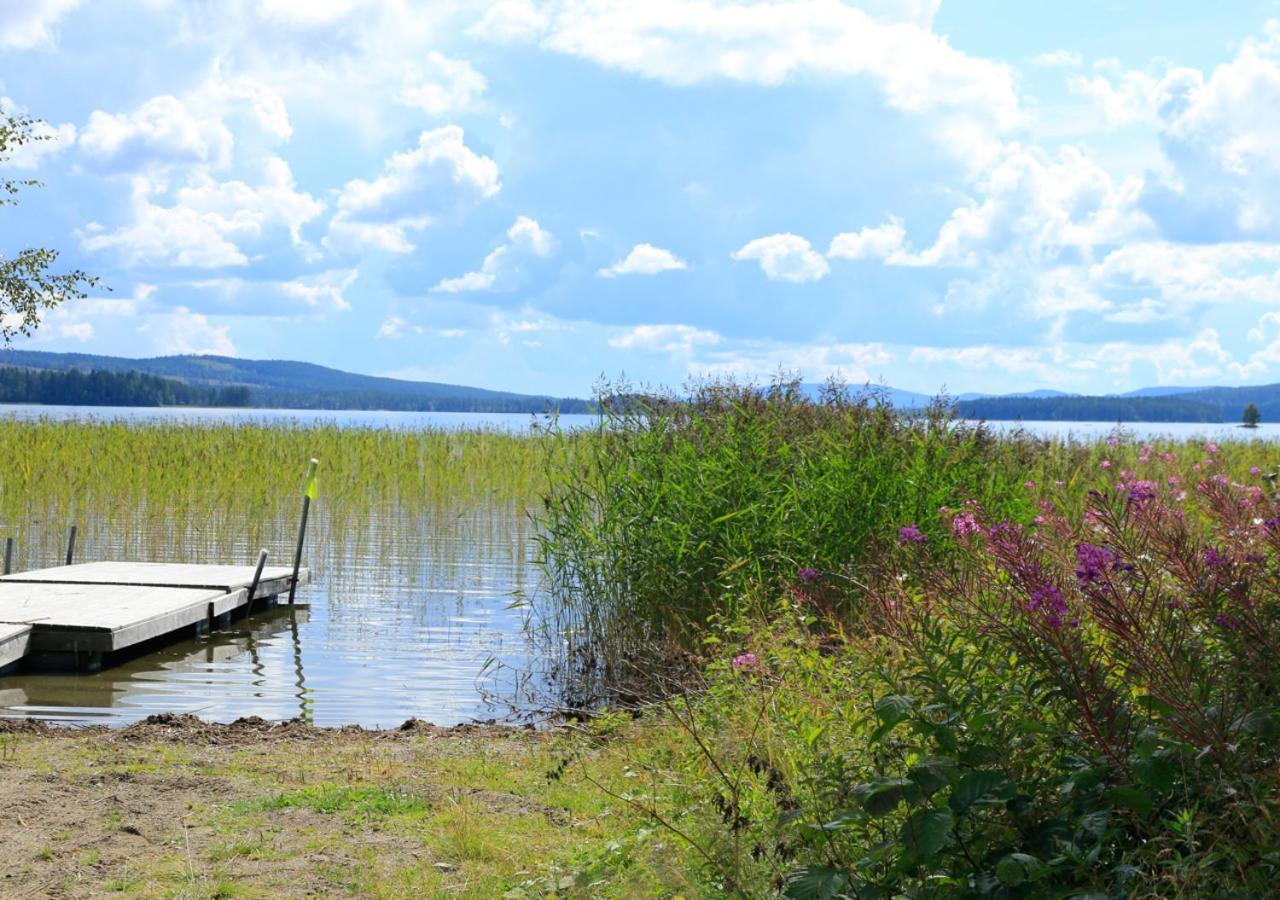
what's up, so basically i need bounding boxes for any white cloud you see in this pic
[0,0,81,49]
[79,95,235,172]
[432,216,556,293]
[184,269,357,314]
[827,217,907,261]
[324,126,500,253]
[80,157,323,267]
[377,315,422,339]
[472,0,1022,167]
[905,143,1151,269]
[698,339,893,383]
[399,52,487,116]
[598,243,688,277]
[1103,298,1167,324]
[732,233,829,282]
[609,323,722,353]
[146,306,236,355]
[1031,49,1083,68]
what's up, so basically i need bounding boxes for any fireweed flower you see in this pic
[1126,480,1157,506]
[1107,436,1120,446]
[951,510,982,537]
[1206,443,1220,455]
[1251,466,1263,475]
[797,567,822,584]
[1203,546,1230,568]
[1100,459,1112,469]
[732,653,762,673]
[1075,543,1117,584]
[898,525,926,545]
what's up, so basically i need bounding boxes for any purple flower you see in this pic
[951,511,981,537]
[1202,546,1230,568]
[797,567,822,584]
[1107,436,1120,446]
[1075,543,1117,584]
[1213,614,1240,631]
[1251,466,1263,475]
[1126,480,1157,506]
[898,525,926,545]
[1205,443,1220,455]
[732,652,761,673]
[1100,459,1112,469]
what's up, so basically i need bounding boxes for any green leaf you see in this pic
[901,807,954,862]
[949,771,1014,814]
[869,695,913,743]
[1131,755,1176,792]
[784,867,853,899]
[995,853,1047,886]
[855,778,916,817]
[908,757,955,797]
[1109,785,1153,819]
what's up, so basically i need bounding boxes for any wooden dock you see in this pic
[0,562,309,673]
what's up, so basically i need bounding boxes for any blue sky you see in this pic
[6,1,1280,397]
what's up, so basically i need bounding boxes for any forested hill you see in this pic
[956,385,1280,423]
[0,366,251,408]
[0,350,592,413]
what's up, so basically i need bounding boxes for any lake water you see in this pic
[0,405,1277,728]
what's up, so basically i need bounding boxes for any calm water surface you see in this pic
[0,407,1276,727]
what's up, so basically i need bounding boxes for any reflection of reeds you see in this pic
[0,418,560,582]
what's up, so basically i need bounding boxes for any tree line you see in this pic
[0,366,252,407]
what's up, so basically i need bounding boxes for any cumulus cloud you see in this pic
[324,126,500,254]
[79,95,236,172]
[732,234,829,283]
[79,157,323,267]
[432,216,556,293]
[608,323,722,353]
[470,0,1022,167]
[146,306,236,355]
[827,217,908,261]
[399,52,487,116]
[598,243,688,277]
[0,0,81,49]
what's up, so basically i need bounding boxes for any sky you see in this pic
[6,1,1280,397]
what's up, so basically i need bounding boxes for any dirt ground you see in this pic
[0,714,681,899]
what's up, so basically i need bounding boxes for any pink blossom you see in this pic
[732,653,762,674]
[1205,443,1220,455]
[1100,460,1112,469]
[1251,466,1262,475]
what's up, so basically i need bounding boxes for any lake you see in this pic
[0,405,1276,729]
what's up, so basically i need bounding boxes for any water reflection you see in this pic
[0,504,544,728]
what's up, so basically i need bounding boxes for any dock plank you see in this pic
[0,562,309,598]
[0,582,246,653]
[0,623,30,669]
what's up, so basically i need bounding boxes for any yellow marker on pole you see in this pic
[304,458,319,501]
[289,458,319,605]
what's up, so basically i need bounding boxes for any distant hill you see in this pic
[955,385,1280,423]
[0,350,592,413]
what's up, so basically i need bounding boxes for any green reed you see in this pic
[530,382,1280,701]
[0,417,564,578]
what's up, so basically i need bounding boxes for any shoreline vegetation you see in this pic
[3,383,1280,895]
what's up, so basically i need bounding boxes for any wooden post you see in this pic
[65,526,77,566]
[3,537,12,576]
[288,459,318,605]
[247,549,268,606]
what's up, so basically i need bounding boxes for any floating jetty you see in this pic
[0,561,310,673]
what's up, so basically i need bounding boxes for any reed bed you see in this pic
[0,417,564,579]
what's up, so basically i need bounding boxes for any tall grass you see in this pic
[534,380,1051,696]
[0,417,563,576]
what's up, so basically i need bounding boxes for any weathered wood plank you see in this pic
[0,562,309,598]
[0,583,247,653]
[0,623,30,669]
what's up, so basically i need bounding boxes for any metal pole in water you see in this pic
[288,459,318,605]
[3,537,12,576]
[247,548,268,606]
[65,525,77,566]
